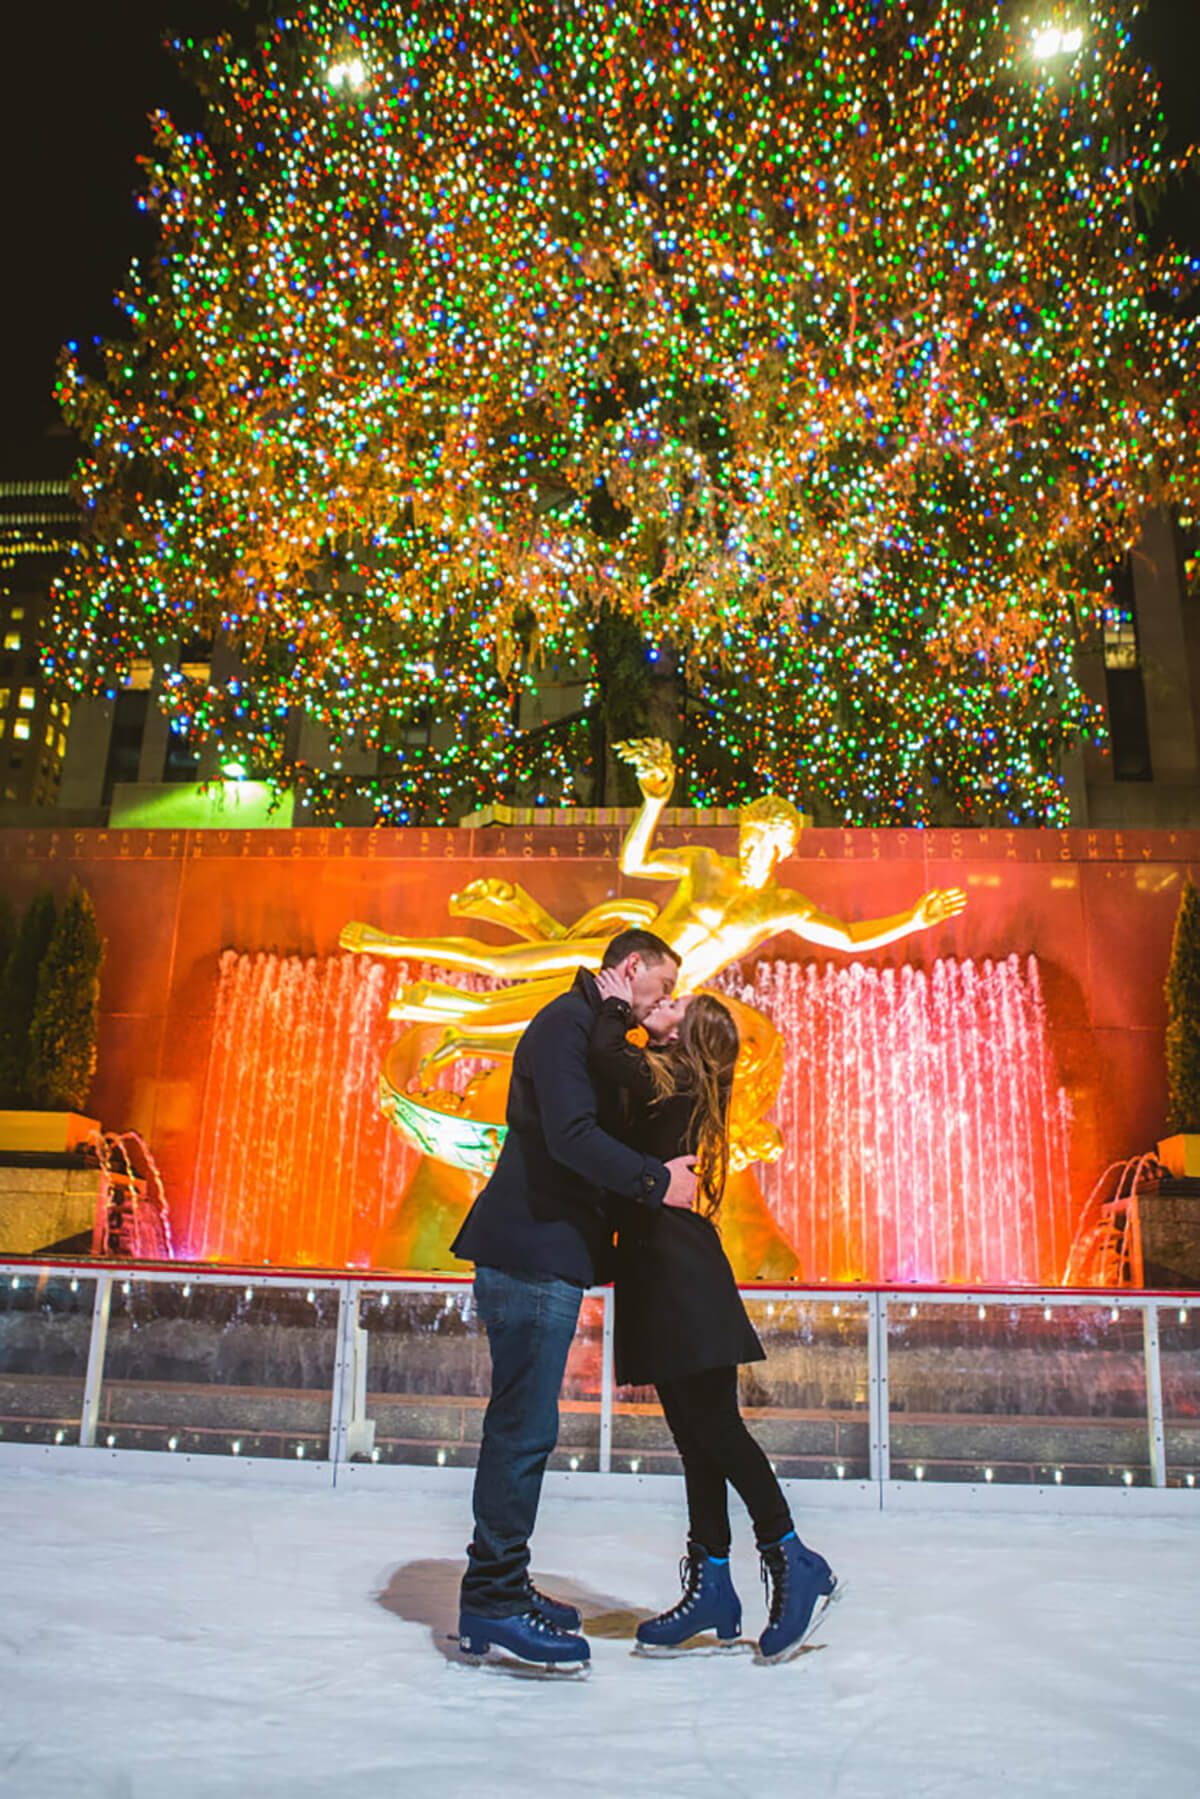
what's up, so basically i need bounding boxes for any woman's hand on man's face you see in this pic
[595,965,634,1007]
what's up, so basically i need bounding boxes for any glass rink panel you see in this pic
[355,1286,604,1472]
[0,1270,95,1448]
[611,1298,871,1482]
[886,1300,1152,1487]
[1158,1303,1200,1491]
[96,1278,339,1460]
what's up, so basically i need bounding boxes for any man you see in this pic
[451,927,697,1672]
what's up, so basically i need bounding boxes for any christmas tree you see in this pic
[1165,874,1200,1136]
[27,881,105,1114]
[47,1,1200,824]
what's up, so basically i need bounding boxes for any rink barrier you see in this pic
[0,1261,1196,1512]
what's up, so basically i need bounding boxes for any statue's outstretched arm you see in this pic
[615,737,689,880]
[776,885,967,954]
[339,919,604,977]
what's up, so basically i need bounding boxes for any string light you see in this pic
[44,1,1199,825]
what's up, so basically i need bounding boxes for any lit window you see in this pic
[0,689,8,711]
[1103,609,1138,671]
[14,720,30,741]
[18,688,34,710]
[57,733,66,756]
[60,702,71,726]
[3,633,20,652]
[44,722,55,747]
[10,606,24,621]
[0,720,6,739]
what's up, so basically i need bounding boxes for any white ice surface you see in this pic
[0,1469,1197,1798]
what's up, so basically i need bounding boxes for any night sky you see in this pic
[2,0,1198,469]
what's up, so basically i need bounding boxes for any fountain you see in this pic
[187,948,1075,1285]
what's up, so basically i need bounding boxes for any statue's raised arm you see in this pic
[615,737,691,880]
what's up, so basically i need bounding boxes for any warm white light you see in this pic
[9,1277,18,1290]
[106,1434,116,1448]
[306,1289,316,1304]
[1180,1308,1189,1325]
[54,1429,65,1444]
[1043,1306,1053,1321]
[984,1467,994,1483]
[977,1305,986,1320]
[909,1303,918,1318]
[914,1465,925,1481]
[181,1284,191,1298]
[295,1444,305,1458]
[1122,1470,1133,1486]
[436,1448,447,1466]
[231,1440,241,1456]
[244,1287,254,1301]
[380,1293,390,1308]
[370,1447,380,1463]
[1032,23,1083,62]
[1054,1469,1063,1484]
[327,56,366,91]
[630,1457,642,1473]
[167,1437,178,1452]
[569,1455,580,1471]
[222,760,248,780]
[69,1279,78,1293]
[1111,1307,1120,1322]
[836,1463,846,1480]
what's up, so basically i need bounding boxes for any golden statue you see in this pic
[344,742,966,1279]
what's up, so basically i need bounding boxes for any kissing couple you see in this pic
[450,927,838,1673]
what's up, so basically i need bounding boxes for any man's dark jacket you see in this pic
[451,969,669,1286]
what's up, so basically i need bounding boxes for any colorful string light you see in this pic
[45,1,1200,824]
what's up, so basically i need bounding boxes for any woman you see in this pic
[591,974,838,1663]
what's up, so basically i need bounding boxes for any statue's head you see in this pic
[738,795,804,886]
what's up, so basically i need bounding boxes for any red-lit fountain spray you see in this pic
[188,948,1074,1285]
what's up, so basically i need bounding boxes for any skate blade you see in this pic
[452,1638,590,1679]
[755,1579,845,1667]
[634,1634,750,1659]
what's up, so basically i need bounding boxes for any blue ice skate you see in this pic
[458,1607,590,1671]
[524,1579,581,1631]
[757,1532,839,1663]
[635,1545,743,1655]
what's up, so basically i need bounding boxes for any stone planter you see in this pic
[1136,1178,1200,1289]
[0,1111,101,1155]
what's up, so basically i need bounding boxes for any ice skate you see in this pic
[635,1545,745,1657]
[756,1534,840,1664]
[457,1608,590,1675]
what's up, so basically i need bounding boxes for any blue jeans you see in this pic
[461,1265,583,1618]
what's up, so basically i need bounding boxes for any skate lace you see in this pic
[520,1609,565,1638]
[761,1551,788,1627]
[659,1552,703,1623]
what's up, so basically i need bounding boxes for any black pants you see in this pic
[656,1364,793,1557]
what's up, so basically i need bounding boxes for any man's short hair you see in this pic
[601,928,681,970]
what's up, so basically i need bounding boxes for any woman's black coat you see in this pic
[590,1002,764,1387]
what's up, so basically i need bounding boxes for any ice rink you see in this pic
[0,1467,1196,1798]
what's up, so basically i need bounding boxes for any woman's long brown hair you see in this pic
[647,994,739,1218]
